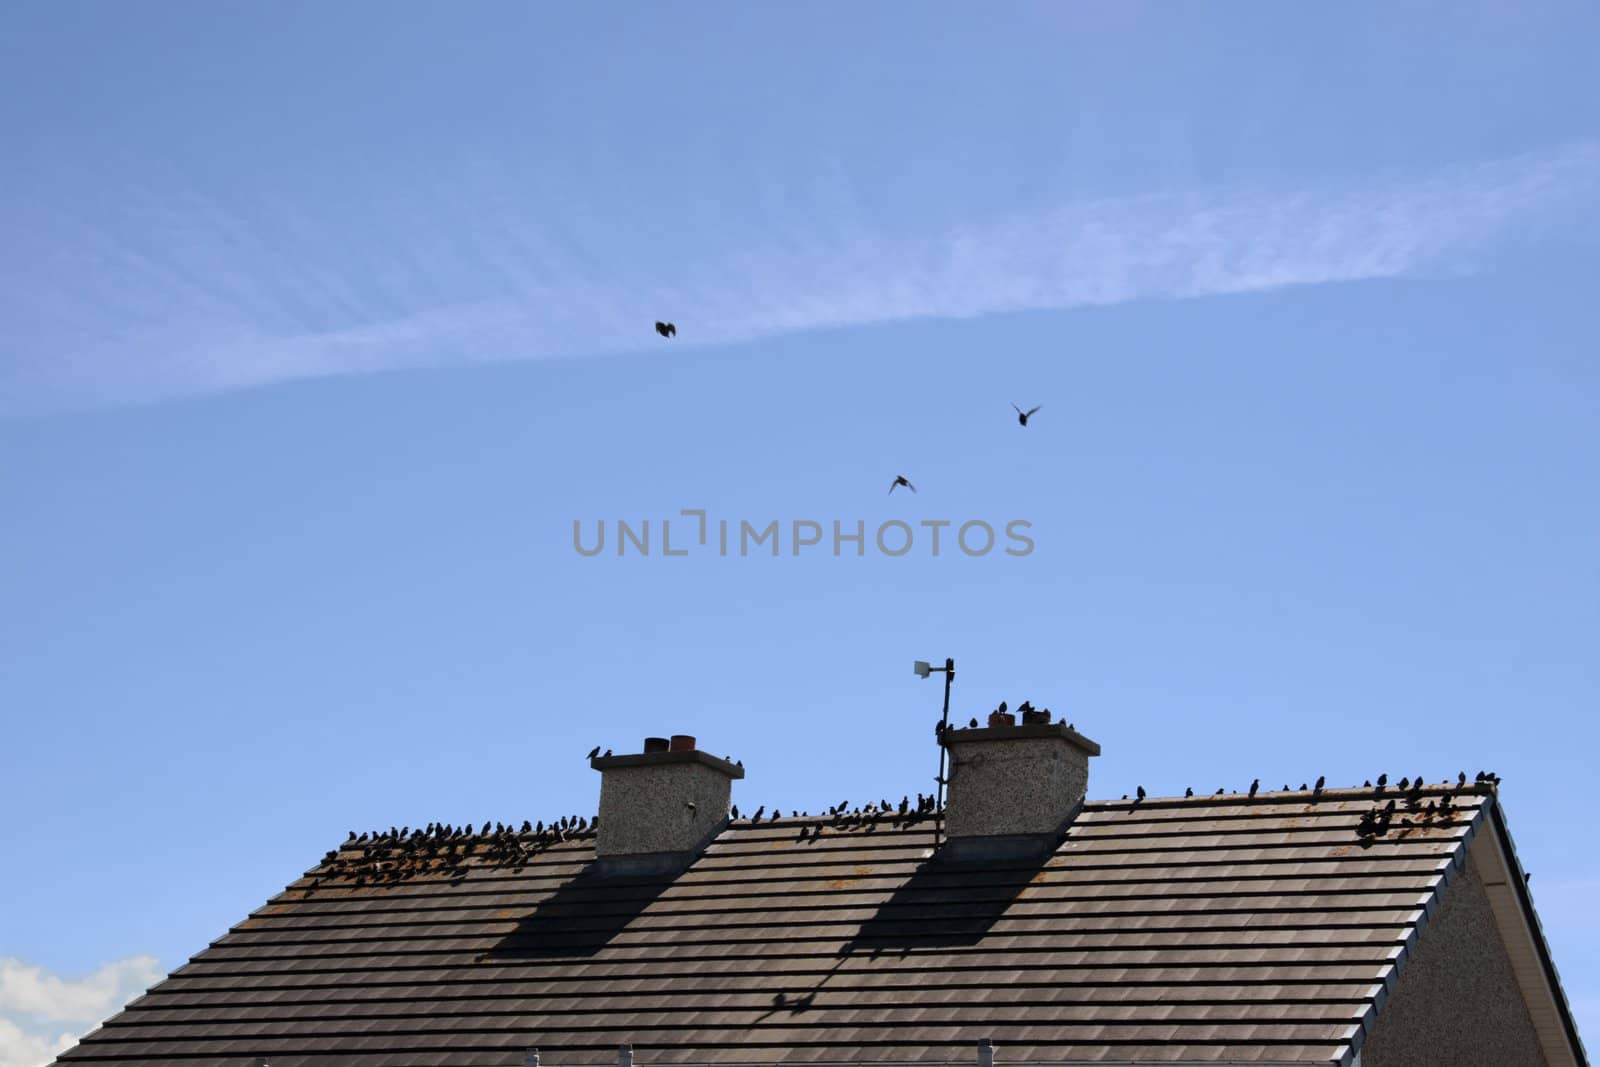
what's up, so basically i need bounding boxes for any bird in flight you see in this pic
[655,321,677,338]
[1012,403,1041,427]
[888,475,916,495]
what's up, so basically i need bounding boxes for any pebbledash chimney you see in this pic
[590,735,743,876]
[938,717,1100,861]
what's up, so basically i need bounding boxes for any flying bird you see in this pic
[655,321,676,338]
[1012,403,1042,427]
[889,475,917,495]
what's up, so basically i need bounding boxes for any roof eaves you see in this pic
[1486,798,1591,1067]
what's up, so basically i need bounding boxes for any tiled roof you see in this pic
[61,785,1500,1066]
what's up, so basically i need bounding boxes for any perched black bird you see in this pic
[1136,786,1146,801]
[655,321,676,338]
[1012,403,1042,427]
[586,745,601,760]
[1299,783,1308,791]
[1398,777,1410,792]
[1248,779,1260,798]
[889,475,917,495]
[1185,787,1194,797]
[1458,771,1467,787]
[1216,788,1225,795]
[753,806,765,822]
[731,804,740,820]
[1377,773,1388,788]
[1363,780,1372,788]
[968,717,979,728]
[1314,775,1326,792]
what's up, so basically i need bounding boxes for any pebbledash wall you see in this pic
[1360,844,1547,1067]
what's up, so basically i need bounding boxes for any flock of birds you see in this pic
[318,725,1507,886]
[937,699,1068,735]
[1110,768,1504,847]
[315,817,598,887]
[728,795,945,843]
[652,317,1040,497]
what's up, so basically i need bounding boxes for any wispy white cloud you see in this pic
[0,956,162,1067]
[2,141,1596,415]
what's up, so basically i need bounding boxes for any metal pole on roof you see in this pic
[525,1051,540,1067]
[619,1044,634,1067]
[977,1040,995,1067]
[915,657,956,851]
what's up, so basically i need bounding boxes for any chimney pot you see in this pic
[669,734,697,752]
[643,737,670,753]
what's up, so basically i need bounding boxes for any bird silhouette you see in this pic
[889,475,916,495]
[1012,403,1042,427]
[586,745,601,760]
[731,804,740,820]
[1184,787,1194,797]
[655,321,676,338]
[968,717,979,728]
[1248,779,1260,798]
[1314,775,1326,792]
[1136,786,1146,801]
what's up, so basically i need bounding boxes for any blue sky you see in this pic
[3,2,1599,1063]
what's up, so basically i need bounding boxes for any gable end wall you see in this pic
[1360,849,1547,1067]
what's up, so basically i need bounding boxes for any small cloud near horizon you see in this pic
[0,956,163,1067]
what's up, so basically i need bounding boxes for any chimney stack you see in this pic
[591,736,742,876]
[939,718,1100,862]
